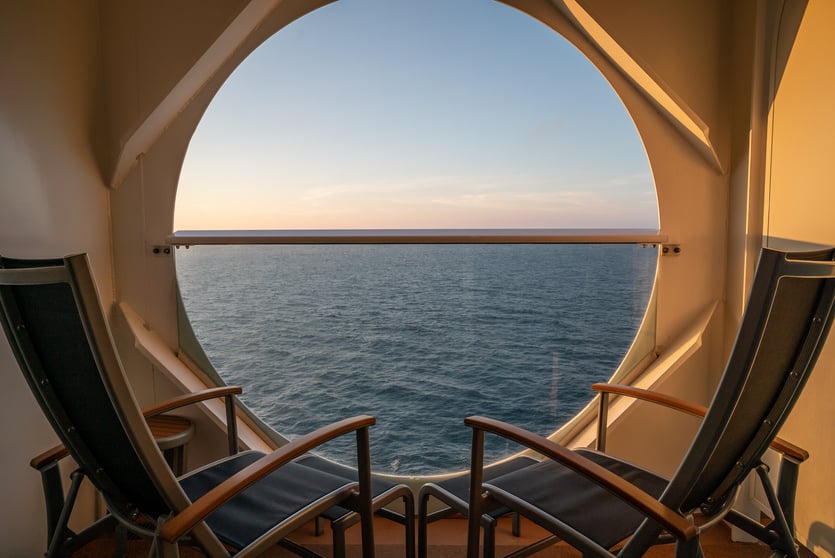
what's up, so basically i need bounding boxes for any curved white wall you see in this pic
[0,2,112,554]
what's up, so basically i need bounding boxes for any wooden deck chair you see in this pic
[26,402,417,558]
[0,253,377,558]
[27,384,245,557]
[464,247,835,558]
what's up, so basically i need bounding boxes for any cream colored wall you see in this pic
[0,1,112,554]
[100,0,334,470]
[0,4,271,551]
[764,2,835,555]
[102,0,331,351]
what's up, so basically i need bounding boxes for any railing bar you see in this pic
[166,229,668,246]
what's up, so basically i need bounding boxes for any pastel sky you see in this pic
[174,0,658,231]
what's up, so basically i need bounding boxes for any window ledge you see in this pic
[564,301,717,450]
[119,302,273,453]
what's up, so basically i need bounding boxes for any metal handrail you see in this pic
[167,228,667,246]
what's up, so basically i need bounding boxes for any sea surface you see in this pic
[175,244,657,475]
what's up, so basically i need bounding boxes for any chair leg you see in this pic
[323,492,414,558]
[115,523,128,558]
[673,535,703,558]
[355,428,375,558]
[756,465,801,558]
[38,461,69,553]
[45,469,85,558]
[401,494,416,558]
[775,458,802,545]
[332,523,347,558]
[483,518,497,558]
[417,490,435,558]
[151,517,181,558]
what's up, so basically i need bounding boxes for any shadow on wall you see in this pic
[807,522,835,558]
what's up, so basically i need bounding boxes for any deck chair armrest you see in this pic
[30,444,71,471]
[770,437,809,463]
[592,383,706,417]
[158,414,376,543]
[142,386,243,456]
[29,387,247,471]
[141,386,243,417]
[465,415,698,542]
[592,384,809,462]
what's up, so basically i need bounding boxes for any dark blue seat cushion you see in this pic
[486,449,668,549]
[295,454,401,521]
[428,456,539,519]
[179,451,356,549]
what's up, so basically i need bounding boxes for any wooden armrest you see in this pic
[770,437,809,462]
[158,414,376,543]
[142,386,243,418]
[30,445,70,471]
[465,415,698,542]
[30,386,244,471]
[592,383,809,462]
[592,383,707,417]
[143,386,243,456]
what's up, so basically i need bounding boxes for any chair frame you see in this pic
[464,247,835,558]
[32,386,419,558]
[592,383,810,552]
[417,457,537,558]
[300,454,416,558]
[0,254,377,558]
[28,386,242,558]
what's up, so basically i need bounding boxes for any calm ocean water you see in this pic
[175,244,657,475]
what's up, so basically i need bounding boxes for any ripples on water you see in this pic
[175,244,657,475]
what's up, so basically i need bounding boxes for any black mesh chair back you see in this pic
[624,247,835,556]
[0,256,173,520]
[673,248,835,511]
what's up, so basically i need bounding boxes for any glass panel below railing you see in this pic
[175,242,658,475]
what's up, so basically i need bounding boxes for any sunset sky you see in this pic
[174,0,658,231]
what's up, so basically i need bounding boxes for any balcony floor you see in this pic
[72,513,814,557]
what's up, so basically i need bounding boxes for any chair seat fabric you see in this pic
[431,456,539,517]
[295,454,400,521]
[180,451,356,549]
[486,449,668,549]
